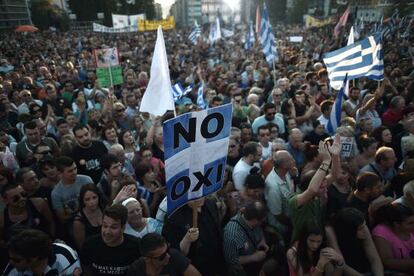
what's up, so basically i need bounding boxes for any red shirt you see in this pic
[382,109,402,127]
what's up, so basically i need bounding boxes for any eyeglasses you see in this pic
[12,192,27,203]
[147,244,170,261]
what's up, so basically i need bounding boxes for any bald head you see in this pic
[289,128,303,150]
[273,150,295,170]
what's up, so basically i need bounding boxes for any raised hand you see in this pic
[328,135,341,156]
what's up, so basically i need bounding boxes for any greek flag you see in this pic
[172,83,193,101]
[196,84,206,109]
[381,24,392,40]
[327,75,348,134]
[259,4,278,65]
[323,34,384,90]
[188,26,201,44]
[209,17,222,43]
[244,22,255,50]
[402,18,413,38]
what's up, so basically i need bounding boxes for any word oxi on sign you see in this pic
[163,104,232,215]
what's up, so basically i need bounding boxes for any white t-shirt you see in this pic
[232,158,259,191]
[261,142,272,161]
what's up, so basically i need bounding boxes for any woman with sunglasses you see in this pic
[126,233,201,276]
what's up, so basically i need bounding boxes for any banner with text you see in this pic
[138,17,175,31]
[93,23,137,33]
[305,15,334,28]
[163,104,232,215]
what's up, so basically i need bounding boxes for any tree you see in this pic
[31,0,69,30]
[266,0,286,24]
[287,0,307,24]
[116,0,156,19]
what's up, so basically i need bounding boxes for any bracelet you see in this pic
[315,266,324,273]
[319,167,329,173]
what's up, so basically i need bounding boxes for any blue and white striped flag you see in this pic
[402,18,413,38]
[323,34,384,90]
[196,84,207,109]
[209,17,222,44]
[381,24,392,40]
[244,22,255,50]
[327,75,348,134]
[259,4,278,65]
[188,26,201,44]
[172,83,193,101]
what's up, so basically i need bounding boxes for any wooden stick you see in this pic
[192,205,198,228]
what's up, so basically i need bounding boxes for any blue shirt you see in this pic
[286,142,305,168]
[252,114,285,134]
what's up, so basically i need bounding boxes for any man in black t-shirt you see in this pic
[71,124,107,184]
[81,204,141,276]
[126,233,201,276]
[345,172,383,219]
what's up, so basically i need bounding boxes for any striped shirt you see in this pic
[223,214,264,266]
[3,243,80,276]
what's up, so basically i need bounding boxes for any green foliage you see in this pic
[287,0,307,24]
[67,0,156,26]
[31,0,70,30]
[266,0,286,24]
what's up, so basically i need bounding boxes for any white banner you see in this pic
[112,13,145,28]
[112,14,129,28]
[289,36,303,43]
[93,23,137,33]
[129,14,145,26]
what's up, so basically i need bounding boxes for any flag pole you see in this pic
[192,205,198,228]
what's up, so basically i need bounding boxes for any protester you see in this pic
[0,14,414,275]
[223,201,269,276]
[80,204,141,276]
[3,229,81,276]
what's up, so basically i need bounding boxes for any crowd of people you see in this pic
[0,17,413,276]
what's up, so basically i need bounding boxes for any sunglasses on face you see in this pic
[12,192,27,203]
[147,244,170,261]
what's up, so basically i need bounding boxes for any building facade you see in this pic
[0,0,31,30]
[170,0,202,27]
